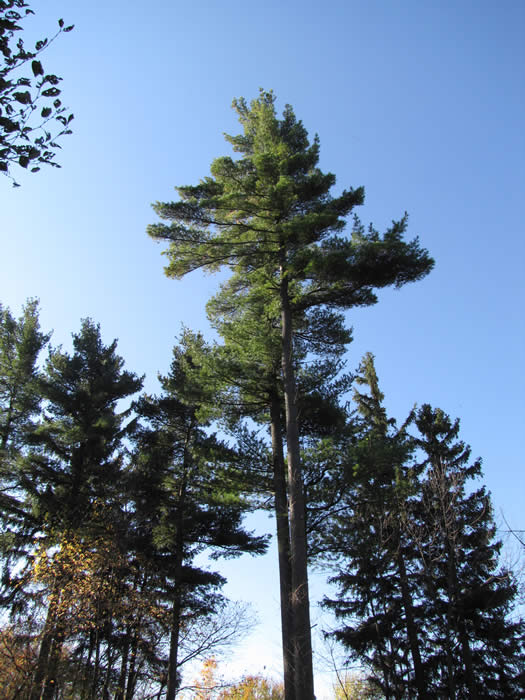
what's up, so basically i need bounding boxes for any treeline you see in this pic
[2,88,524,700]
[0,302,266,698]
[319,354,525,698]
[1,299,523,699]
[143,89,524,700]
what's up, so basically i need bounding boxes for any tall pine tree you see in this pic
[149,90,433,700]
[202,280,351,700]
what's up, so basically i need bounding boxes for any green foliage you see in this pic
[131,334,267,563]
[0,298,50,610]
[149,89,433,318]
[0,0,74,185]
[0,298,49,455]
[0,308,265,698]
[24,318,142,532]
[149,89,434,700]
[14,319,143,698]
[412,404,525,698]
[323,354,525,698]
[130,335,267,698]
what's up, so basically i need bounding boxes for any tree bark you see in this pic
[270,394,295,700]
[30,582,62,700]
[279,259,315,700]
[396,546,426,699]
[166,598,182,700]
[115,629,130,700]
[124,633,138,700]
[166,429,192,700]
[42,631,65,700]
[446,537,477,699]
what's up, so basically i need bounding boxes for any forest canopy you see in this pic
[1,89,523,700]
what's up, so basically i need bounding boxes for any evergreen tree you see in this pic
[202,283,351,700]
[130,336,267,700]
[323,357,525,699]
[203,294,297,700]
[0,299,49,456]
[148,89,433,699]
[413,405,525,698]
[323,354,426,699]
[20,318,143,700]
[0,298,50,613]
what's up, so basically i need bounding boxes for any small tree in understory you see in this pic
[218,674,284,699]
[130,335,268,700]
[188,660,284,700]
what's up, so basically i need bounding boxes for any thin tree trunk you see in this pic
[89,628,101,700]
[166,429,192,700]
[446,538,477,699]
[396,546,426,698]
[115,629,130,700]
[80,630,95,700]
[124,632,138,700]
[31,583,62,700]
[279,259,315,700]
[42,630,65,700]
[270,394,295,700]
[166,594,183,700]
[103,640,115,700]
[443,618,456,699]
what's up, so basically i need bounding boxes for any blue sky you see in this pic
[1,0,524,695]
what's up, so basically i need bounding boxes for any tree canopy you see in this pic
[323,355,525,699]
[149,89,434,700]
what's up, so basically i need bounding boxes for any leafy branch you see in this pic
[0,0,74,185]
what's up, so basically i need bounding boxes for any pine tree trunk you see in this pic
[270,394,295,700]
[166,595,183,700]
[396,546,426,698]
[42,631,65,700]
[445,538,478,699]
[124,633,138,700]
[279,260,315,700]
[115,630,130,700]
[166,446,191,700]
[30,583,62,700]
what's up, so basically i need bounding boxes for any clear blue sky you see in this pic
[1,0,524,695]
